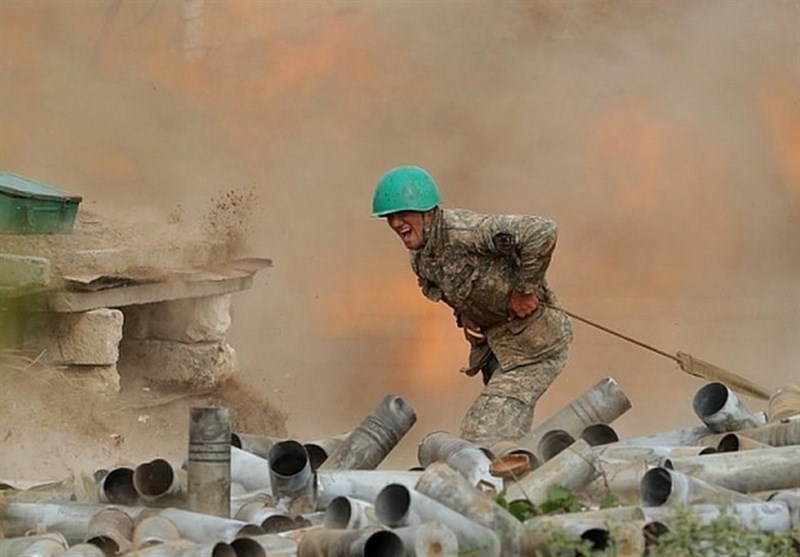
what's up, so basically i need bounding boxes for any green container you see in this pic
[0,172,82,234]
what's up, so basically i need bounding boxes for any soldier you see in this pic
[372,165,573,446]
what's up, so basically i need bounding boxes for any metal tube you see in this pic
[413,461,521,554]
[585,458,650,502]
[595,444,716,465]
[267,440,315,509]
[239,535,297,557]
[228,538,265,557]
[504,439,599,504]
[132,515,182,549]
[84,507,134,555]
[518,377,631,453]
[187,406,231,518]
[232,499,295,534]
[373,484,501,557]
[133,459,184,503]
[230,434,282,459]
[296,527,405,557]
[521,516,646,555]
[303,433,349,471]
[230,447,271,493]
[154,509,263,544]
[126,541,236,557]
[698,421,800,447]
[487,441,539,469]
[665,445,800,493]
[642,501,793,531]
[392,523,459,557]
[580,424,619,446]
[2,502,142,545]
[641,467,762,506]
[537,429,576,462]
[315,470,422,509]
[614,425,713,447]
[767,489,800,528]
[416,431,502,492]
[0,533,68,557]
[55,543,106,557]
[716,432,772,452]
[693,382,762,432]
[768,384,800,422]
[323,496,381,529]
[319,394,417,471]
[96,467,139,506]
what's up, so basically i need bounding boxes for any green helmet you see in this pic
[372,165,442,217]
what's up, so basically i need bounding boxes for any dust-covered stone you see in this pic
[122,295,232,343]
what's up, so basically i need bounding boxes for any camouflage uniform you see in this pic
[410,208,573,446]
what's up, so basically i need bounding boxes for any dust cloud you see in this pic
[1,0,798,467]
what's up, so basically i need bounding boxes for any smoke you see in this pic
[1,0,798,463]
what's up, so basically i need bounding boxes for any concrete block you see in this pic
[32,308,123,365]
[0,253,51,287]
[119,339,237,391]
[59,364,121,395]
[123,295,232,342]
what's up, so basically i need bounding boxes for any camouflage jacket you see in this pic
[410,208,573,370]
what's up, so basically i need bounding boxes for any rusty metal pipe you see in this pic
[665,445,800,493]
[323,496,381,529]
[416,431,501,491]
[641,467,762,506]
[374,483,501,556]
[693,382,763,432]
[228,538,266,557]
[518,377,631,453]
[133,459,184,503]
[413,461,521,554]
[2,502,143,545]
[296,527,405,557]
[392,523,459,557]
[716,432,773,452]
[187,406,231,518]
[320,394,417,470]
[505,439,599,504]
[84,507,135,556]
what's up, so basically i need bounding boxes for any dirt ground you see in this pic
[0,348,287,495]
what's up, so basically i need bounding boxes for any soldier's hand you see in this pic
[508,290,538,319]
[460,315,486,344]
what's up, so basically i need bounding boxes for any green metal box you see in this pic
[0,172,82,234]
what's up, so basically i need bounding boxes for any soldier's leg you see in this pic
[459,348,568,446]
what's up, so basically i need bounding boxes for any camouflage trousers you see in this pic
[459,347,569,447]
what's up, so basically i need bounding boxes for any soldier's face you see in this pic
[386,211,426,250]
